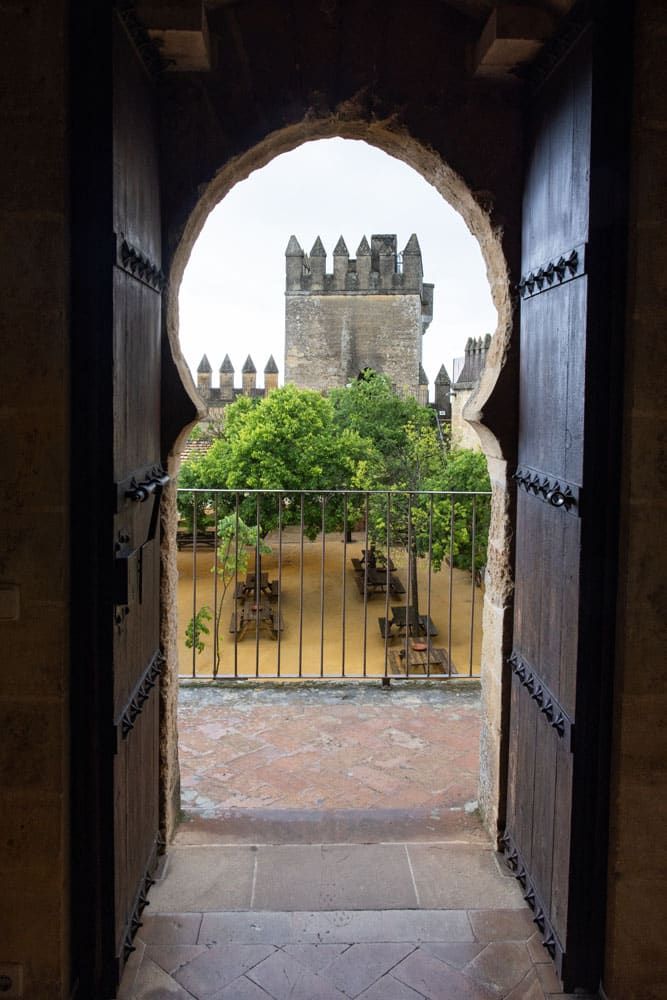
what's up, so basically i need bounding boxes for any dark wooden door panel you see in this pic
[521,40,591,270]
[504,25,595,990]
[111,11,163,984]
[113,275,162,480]
[518,280,587,483]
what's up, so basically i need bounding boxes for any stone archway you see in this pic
[159,120,516,845]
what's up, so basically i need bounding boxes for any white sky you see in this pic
[178,138,497,394]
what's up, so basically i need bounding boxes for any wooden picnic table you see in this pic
[353,566,405,598]
[356,550,396,572]
[387,647,456,676]
[378,605,439,640]
[235,573,280,601]
[229,597,285,640]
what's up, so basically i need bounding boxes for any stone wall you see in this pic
[603,1,667,995]
[451,388,483,450]
[285,292,424,394]
[0,1,70,995]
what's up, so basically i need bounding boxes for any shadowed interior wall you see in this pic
[603,1,667,996]
[0,1,70,995]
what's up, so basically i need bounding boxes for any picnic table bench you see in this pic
[352,553,397,573]
[353,568,405,597]
[387,647,456,676]
[378,606,439,640]
[229,598,285,640]
[235,575,280,601]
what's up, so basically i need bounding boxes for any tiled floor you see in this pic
[120,904,581,999]
[118,684,587,998]
[176,682,483,843]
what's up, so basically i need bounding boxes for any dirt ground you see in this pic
[177,528,483,680]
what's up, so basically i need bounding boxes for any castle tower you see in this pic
[197,354,212,394]
[242,355,256,395]
[219,354,235,402]
[264,355,279,392]
[418,364,429,406]
[284,233,434,397]
[434,363,452,418]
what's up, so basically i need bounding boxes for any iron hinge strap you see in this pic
[501,829,566,976]
[114,649,164,747]
[509,650,575,751]
[513,464,581,518]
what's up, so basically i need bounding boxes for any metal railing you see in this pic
[176,488,490,682]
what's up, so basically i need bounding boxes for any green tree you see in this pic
[181,385,377,537]
[330,370,436,488]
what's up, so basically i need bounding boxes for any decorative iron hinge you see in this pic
[509,650,575,750]
[115,650,164,744]
[121,835,160,962]
[501,829,566,976]
[115,233,165,292]
[518,244,586,299]
[513,465,580,517]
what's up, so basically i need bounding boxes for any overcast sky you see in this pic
[178,138,497,395]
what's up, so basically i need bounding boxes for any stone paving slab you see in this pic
[408,844,525,909]
[121,907,592,999]
[148,842,523,913]
[176,682,483,842]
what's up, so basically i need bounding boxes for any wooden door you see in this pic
[110,12,165,984]
[503,22,622,992]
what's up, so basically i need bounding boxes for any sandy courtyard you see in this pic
[177,528,483,680]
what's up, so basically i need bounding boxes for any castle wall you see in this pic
[285,292,423,394]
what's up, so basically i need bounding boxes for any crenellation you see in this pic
[285,232,435,398]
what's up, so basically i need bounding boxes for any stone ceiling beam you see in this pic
[474,4,556,77]
[138,0,211,71]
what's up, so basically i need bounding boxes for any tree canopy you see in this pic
[178,375,491,575]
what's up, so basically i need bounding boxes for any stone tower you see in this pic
[434,364,452,418]
[284,233,434,396]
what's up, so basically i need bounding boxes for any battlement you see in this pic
[285,234,432,314]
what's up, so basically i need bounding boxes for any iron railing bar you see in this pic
[362,493,369,677]
[255,494,261,678]
[341,495,348,677]
[191,493,197,678]
[213,494,219,678]
[233,493,240,678]
[320,496,326,678]
[427,494,434,679]
[469,495,477,678]
[406,493,413,678]
[181,487,491,498]
[277,493,283,677]
[298,493,304,678]
[383,492,391,680]
[448,499,454,679]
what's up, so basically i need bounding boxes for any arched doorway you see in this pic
[160,124,515,854]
